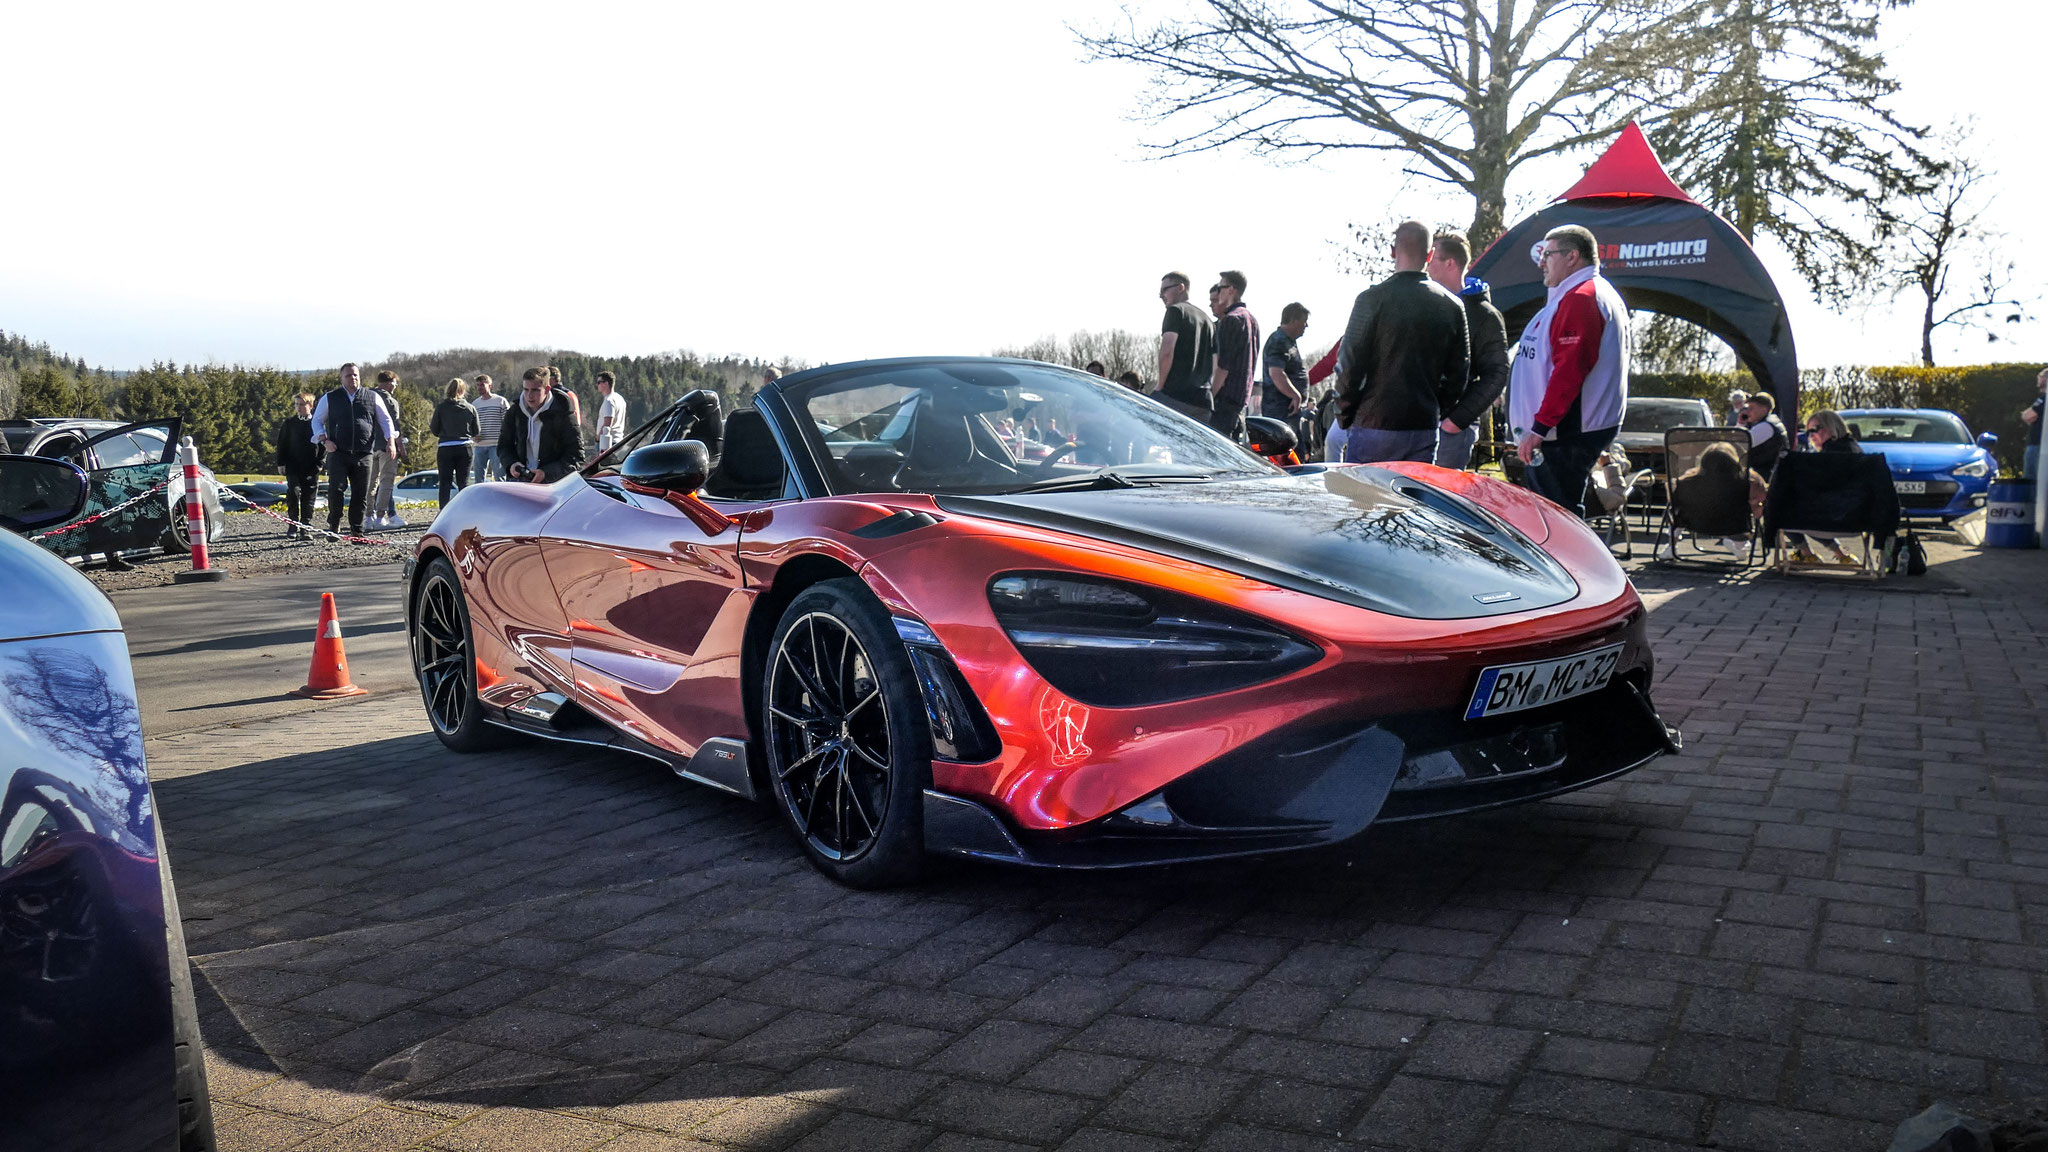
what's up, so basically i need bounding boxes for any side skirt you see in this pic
[486,695,757,801]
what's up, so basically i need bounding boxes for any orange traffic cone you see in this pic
[290,592,370,699]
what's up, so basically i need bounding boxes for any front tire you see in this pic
[411,556,502,752]
[761,579,929,888]
[157,818,217,1151]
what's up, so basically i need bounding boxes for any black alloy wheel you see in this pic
[412,556,500,752]
[762,578,928,887]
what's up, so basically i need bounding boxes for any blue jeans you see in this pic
[2026,444,2039,481]
[1340,426,1437,464]
[472,444,503,483]
[1523,427,1614,518]
[1433,424,1479,469]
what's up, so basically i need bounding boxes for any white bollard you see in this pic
[172,436,227,583]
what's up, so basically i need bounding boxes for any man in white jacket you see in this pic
[1508,225,1630,517]
[595,371,628,455]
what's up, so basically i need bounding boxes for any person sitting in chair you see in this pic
[1783,409,1862,564]
[1664,441,1764,558]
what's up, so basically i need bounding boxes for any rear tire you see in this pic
[761,579,929,888]
[411,556,504,752]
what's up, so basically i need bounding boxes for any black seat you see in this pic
[894,403,981,491]
[703,409,786,500]
[1763,452,1900,578]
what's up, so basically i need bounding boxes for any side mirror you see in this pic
[0,456,90,534]
[1977,432,1999,447]
[1244,415,1299,458]
[621,440,711,496]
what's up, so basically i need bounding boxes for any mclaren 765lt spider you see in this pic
[406,358,1680,887]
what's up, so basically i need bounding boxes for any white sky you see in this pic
[1,0,2040,372]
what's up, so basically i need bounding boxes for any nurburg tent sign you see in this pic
[1471,122,1800,414]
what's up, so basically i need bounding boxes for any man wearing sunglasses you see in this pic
[1207,270,1260,442]
[1153,271,1216,423]
[1507,224,1630,517]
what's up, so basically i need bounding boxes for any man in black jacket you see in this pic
[498,367,586,483]
[1333,219,1470,463]
[275,391,324,538]
[1425,230,1510,470]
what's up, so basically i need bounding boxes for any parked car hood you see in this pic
[937,467,1581,620]
[1862,443,1990,473]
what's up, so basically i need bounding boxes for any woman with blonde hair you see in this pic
[1782,408,1861,563]
[430,377,481,507]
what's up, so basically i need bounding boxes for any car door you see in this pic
[27,422,179,558]
[540,476,752,760]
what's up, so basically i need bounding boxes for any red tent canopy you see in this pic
[1555,121,1695,204]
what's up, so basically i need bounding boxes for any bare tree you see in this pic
[1076,0,1693,251]
[1885,127,2034,366]
[1079,0,1924,311]
[995,329,1162,383]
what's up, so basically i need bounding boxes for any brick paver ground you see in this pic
[147,543,2048,1151]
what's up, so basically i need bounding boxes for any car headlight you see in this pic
[988,573,1321,707]
[1952,459,1990,479]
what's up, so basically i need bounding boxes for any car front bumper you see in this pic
[922,676,1681,868]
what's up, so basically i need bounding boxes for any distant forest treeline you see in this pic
[0,330,803,474]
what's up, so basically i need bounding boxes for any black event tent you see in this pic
[1470,122,1799,416]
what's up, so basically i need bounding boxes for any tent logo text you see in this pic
[1602,238,1709,267]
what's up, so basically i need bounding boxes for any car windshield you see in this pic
[783,361,1281,496]
[1845,413,1969,445]
[1621,399,1712,434]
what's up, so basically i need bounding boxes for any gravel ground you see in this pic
[79,501,433,593]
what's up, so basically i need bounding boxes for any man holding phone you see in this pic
[496,367,586,484]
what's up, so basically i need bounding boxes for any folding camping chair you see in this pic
[1583,444,1653,558]
[1761,452,1901,580]
[1655,427,1759,566]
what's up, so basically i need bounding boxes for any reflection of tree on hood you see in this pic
[2,647,150,846]
[1220,473,1537,573]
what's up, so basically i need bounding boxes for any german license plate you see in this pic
[1465,644,1624,720]
[1893,480,1927,494]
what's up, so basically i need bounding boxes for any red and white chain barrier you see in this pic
[25,480,172,542]
[232,497,409,547]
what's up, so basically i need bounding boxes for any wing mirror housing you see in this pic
[0,456,90,534]
[1244,415,1299,459]
[621,441,711,496]
[620,440,733,536]
[1977,432,1999,448]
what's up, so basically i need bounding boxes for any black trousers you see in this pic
[326,451,371,532]
[1208,398,1247,443]
[1523,426,1613,519]
[436,445,473,507]
[283,466,320,529]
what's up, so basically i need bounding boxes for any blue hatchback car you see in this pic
[0,454,215,1150]
[1839,409,1999,522]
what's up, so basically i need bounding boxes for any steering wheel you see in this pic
[1034,441,1082,475]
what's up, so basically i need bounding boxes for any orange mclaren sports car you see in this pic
[406,358,1679,887]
